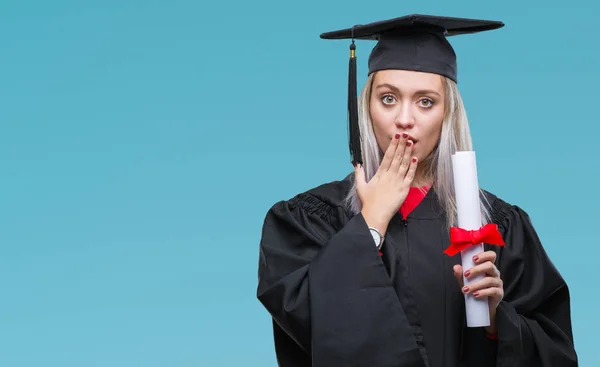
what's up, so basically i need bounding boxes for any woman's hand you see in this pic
[355,132,417,235]
[453,250,504,335]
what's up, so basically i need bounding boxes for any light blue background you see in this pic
[1,0,597,366]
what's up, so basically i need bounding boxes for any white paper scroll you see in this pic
[451,151,490,327]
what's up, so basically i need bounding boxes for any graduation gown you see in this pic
[256,175,577,367]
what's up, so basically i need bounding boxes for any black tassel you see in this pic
[348,40,362,166]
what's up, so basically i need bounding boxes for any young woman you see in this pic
[256,15,577,367]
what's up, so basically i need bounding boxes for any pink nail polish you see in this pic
[473,255,479,262]
[394,133,400,139]
[473,292,480,297]
[464,270,471,278]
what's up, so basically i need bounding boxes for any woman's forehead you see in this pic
[373,70,444,91]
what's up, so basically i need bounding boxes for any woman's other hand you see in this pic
[453,250,504,335]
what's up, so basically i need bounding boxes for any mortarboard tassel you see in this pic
[348,39,362,166]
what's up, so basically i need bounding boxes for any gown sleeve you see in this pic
[465,201,578,366]
[256,192,426,367]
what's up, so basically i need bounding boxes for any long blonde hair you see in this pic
[343,72,492,228]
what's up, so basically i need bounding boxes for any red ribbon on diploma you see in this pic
[444,223,505,256]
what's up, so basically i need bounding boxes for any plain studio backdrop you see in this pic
[0,0,597,366]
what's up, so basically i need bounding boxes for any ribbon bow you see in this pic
[444,223,505,256]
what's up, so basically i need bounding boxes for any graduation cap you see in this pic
[320,14,504,165]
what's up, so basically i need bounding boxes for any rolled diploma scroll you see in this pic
[451,151,490,327]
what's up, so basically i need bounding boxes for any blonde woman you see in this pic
[256,15,577,367]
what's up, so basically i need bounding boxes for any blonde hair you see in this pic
[343,72,492,229]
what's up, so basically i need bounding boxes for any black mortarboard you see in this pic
[320,14,504,165]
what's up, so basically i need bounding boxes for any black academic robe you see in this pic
[256,175,577,367]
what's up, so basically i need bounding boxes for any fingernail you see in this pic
[464,270,471,278]
[402,132,408,138]
[473,255,479,262]
[407,140,413,146]
[463,286,469,293]
[411,157,417,163]
[395,133,401,139]
[473,292,480,297]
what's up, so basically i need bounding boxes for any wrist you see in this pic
[361,210,388,235]
[484,325,497,335]
[485,309,498,335]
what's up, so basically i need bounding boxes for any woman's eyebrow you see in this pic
[375,83,441,97]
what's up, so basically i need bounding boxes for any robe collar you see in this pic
[399,185,444,220]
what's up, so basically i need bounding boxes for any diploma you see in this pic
[451,151,490,327]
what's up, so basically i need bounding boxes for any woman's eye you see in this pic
[382,95,396,105]
[419,98,434,107]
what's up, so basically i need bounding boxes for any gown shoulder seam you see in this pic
[487,194,514,228]
[287,192,344,225]
[286,176,352,219]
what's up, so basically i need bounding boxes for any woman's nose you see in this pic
[394,105,415,129]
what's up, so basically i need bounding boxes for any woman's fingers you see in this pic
[389,133,408,172]
[354,163,366,192]
[471,286,504,299]
[462,275,503,294]
[464,261,500,279]
[380,133,401,172]
[397,139,413,174]
[456,250,504,301]
[472,250,497,265]
[453,265,464,288]
[404,156,418,183]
